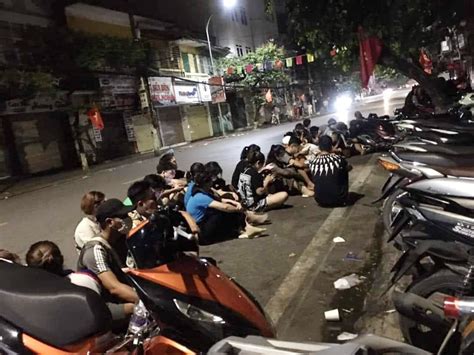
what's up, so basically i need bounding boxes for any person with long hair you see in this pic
[186,171,266,245]
[74,191,106,252]
[238,151,288,212]
[231,144,261,189]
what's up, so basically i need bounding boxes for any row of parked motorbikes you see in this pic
[0,93,473,354]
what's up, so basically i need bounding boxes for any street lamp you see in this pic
[206,0,236,137]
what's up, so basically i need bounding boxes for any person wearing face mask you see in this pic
[77,199,139,314]
[127,180,159,228]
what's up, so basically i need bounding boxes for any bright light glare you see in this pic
[334,94,353,110]
[383,88,394,100]
[223,0,237,9]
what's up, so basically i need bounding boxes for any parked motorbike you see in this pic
[376,152,474,234]
[384,178,474,352]
[0,207,274,354]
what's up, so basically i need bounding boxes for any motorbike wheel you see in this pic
[399,268,463,353]
[382,188,405,234]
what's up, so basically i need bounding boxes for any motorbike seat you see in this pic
[433,165,474,178]
[396,152,474,167]
[413,131,474,145]
[418,145,474,155]
[0,261,111,348]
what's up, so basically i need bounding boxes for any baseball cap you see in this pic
[96,199,134,225]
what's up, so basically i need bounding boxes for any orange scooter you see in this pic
[0,207,274,354]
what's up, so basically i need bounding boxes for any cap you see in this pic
[328,118,337,126]
[282,136,291,145]
[96,199,134,225]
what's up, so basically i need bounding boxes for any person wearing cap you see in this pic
[316,118,337,144]
[127,180,159,229]
[77,199,139,319]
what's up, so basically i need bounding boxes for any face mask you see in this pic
[163,170,175,184]
[116,217,133,235]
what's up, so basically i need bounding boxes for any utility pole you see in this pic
[127,2,163,152]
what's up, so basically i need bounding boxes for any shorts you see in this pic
[249,198,268,212]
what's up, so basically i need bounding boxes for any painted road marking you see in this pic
[0,222,8,227]
[122,178,142,185]
[264,155,378,325]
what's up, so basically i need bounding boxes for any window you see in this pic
[181,52,190,72]
[240,7,248,25]
[246,46,252,54]
[236,45,243,57]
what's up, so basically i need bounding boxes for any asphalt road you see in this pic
[0,94,404,342]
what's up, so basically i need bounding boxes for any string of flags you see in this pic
[226,52,320,76]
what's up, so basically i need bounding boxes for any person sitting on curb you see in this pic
[231,144,261,189]
[77,199,139,321]
[127,180,158,228]
[74,191,106,253]
[238,150,288,212]
[186,171,266,245]
[309,136,352,207]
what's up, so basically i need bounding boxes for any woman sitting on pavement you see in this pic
[26,240,134,323]
[74,191,106,253]
[238,151,288,212]
[158,149,186,179]
[184,162,205,207]
[186,171,266,245]
[205,161,240,201]
[231,144,261,189]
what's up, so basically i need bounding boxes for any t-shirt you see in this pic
[186,192,214,223]
[67,271,101,295]
[123,197,133,207]
[309,153,349,206]
[74,216,101,252]
[184,181,195,207]
[77,237,127,302]
[238,166,264,208]
[232,160,248,188]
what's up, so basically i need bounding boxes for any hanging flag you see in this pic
[236,66,243,74]
[264,60,273,71]
[419,49,433,75]
[245,64,254,73]
[307,53,315,63]
[227,67,234,75]
[358,26,383,89]
[265,89,273,103]
[286,58,293,67]
[87,106,104,130]
[275,59,284,69]
[296,55,303,65]
[330,49,337,57]
[256,63,264,71]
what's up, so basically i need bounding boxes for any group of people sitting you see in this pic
[0,117,354,327]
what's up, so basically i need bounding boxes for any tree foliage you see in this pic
[286,0,466,105]
[217,42,290,108]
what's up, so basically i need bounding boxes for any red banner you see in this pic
[358,27,382,88]
[87,107,104,130]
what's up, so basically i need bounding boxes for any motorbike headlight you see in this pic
[174,299,225,324]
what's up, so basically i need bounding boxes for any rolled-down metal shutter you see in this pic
[184,104,211,141]
[158,106,185,147]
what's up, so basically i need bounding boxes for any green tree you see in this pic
[217,42,290,107]
[286,0,465,108]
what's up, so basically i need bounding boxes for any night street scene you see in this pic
[0,0,474,353]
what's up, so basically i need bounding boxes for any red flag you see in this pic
[87,107,104,130]
[227,67,234,75]
[245,64,254,73]
[419,49,433,75]
[296,55,303,65]
[265,89,273,103]
[358,27,382,88]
